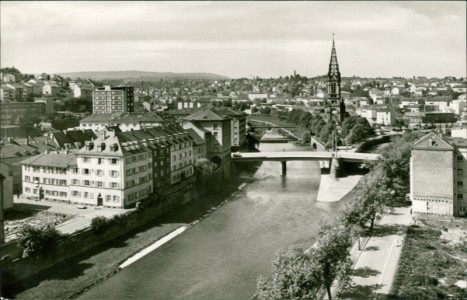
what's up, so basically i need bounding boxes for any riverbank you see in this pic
[316,174,363,202]
[4,177,249,300]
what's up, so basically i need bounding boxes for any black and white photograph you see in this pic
[0,1,466,299]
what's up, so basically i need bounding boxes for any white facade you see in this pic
[359,108,377,126]
[376,109,396,126]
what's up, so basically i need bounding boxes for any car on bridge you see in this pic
[232,152,242,158]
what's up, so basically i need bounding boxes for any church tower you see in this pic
[326,34,346,123]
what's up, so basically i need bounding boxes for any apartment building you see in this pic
[93,86,134,114]
[213,108,247,149]
[183,109,232,177]
[410,132,467,217]
[70,130,152,208]
[375,108,396,126]
[21,151,76,203]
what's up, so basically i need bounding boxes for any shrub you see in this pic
[91,216,110,235]
[18,225,61,259]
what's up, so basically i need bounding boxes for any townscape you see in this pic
[1,1,466,300]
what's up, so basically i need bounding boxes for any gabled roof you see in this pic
[184,109,230,121]
[213,108,247,117]
[184,128,205,146]
[412,132,454,151]
[80,114,115,123]
[20,152,77,168]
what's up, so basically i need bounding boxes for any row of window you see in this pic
[125,164,150,176]
[127,187,151,202]
[78,169,120,177]
[172,161,192,171]
[25,176,68,186]
[173,151,191,161]
[125,154,148,164]
[71,190,121,203]
[171,141,191,151]
[24,187,67,197]
[126,175,151,188]
[25,166,67,174]
[71,179,120,188]
[82,157,119,165]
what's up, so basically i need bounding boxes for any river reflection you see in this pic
[79,142,350,300]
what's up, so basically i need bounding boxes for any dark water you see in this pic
[79,143,350,300]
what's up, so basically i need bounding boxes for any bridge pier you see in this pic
[330,157,345,178]
[281,161,287,176]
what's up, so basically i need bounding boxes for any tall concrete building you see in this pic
[182,109,232,178]
[93,86,134,114]
[325,35,346,124]
[410,132,467,217]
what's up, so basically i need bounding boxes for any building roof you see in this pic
[412,131,454,151]
[183,108,230,121]
[20,151,77,168]
[184,128,205,146]
[80,114,115,123]
[213,108,248,117]
[51,129,96,149]
[0,136,58,159]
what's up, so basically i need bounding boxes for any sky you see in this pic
[1,1,466,79]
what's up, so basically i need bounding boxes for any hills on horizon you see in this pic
[56,70,230,81]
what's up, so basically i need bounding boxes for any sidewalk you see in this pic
[324,206,413,300]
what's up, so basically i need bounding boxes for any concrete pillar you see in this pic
[330,157,344,178]
[281,161,287,176]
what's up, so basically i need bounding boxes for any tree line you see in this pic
[270,108,374,149]
[255,131,423,300]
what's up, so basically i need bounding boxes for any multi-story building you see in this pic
[0,101,46,125]
[213,108,247,149]
[71,131,153,208]
[185,128,207,163]
[19,125,196,208]
[21,151,76,203]
[375,108,396,126]
[410,132,467,217]
[183,109,232,177]
[92,86,134,114]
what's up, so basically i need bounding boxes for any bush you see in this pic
[91,216,110,235]
[18,225,61,259]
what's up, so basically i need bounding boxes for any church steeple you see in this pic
[326,34,345,123]
[328,34,340,81]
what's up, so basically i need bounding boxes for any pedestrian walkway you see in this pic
[323,206,413,300]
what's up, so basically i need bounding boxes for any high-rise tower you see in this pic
[326,35,346,123]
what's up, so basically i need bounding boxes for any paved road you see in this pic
[330,207,412,300]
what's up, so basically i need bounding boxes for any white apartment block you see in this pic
[21,151,76,203]
[376,109,396,126]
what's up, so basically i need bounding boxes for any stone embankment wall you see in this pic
[1,183,197,289]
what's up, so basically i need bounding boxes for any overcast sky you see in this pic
[1,1,466,78]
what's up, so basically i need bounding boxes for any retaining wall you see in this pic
[1,183,197,289]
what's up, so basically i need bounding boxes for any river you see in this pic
[79,142,351,300]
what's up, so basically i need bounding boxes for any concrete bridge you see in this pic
[232,151,380,177]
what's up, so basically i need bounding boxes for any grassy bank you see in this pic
[389,225,467,299]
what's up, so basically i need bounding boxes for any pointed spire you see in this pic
[329,33,339,70]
